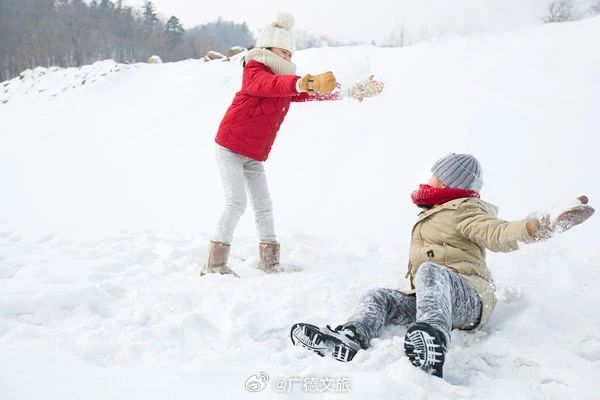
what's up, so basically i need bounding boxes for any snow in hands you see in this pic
[535,195,595,238]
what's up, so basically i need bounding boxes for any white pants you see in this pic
[213,145,277,244]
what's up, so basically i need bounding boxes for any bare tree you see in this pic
[191,18,254,50]
[293,28,344,50]
[383,24,410,47]
[590,0,600,16]
[543,0,576,23]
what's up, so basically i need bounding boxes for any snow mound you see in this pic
[0,60,139,105]
[0,17,599,400]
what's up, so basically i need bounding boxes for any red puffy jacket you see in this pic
[215,60,338,161]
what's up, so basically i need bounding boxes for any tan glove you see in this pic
[348,75,385,102]
[299,71,337,93]
[526,195,594,240]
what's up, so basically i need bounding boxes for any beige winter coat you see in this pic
[404,198,535,329]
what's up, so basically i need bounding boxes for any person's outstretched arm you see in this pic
[242,62,301,98]
[456,196,594,252]
[292,82,342,102]
[455,201,532,253]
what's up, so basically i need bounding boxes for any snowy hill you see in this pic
[0,60,135,105]
[1,18,599,400]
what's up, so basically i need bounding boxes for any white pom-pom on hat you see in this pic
[274,12,295,30]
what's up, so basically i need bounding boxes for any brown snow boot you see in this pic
[258,242,281,273]
[200,240,239,277]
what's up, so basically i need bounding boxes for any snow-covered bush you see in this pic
[543,0,577,23]
[590,0,600,16]
[226,46,247,58]
[203,50,226,62]
[147,55,163,64]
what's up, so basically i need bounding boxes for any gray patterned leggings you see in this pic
[344,262,482,348]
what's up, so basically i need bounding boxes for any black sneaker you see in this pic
[290,323,361,362]
[404,322,447,378]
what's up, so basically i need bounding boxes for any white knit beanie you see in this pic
[255,12,296,54]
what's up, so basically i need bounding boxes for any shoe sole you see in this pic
[290,323,357,362]
[404,327,445,378]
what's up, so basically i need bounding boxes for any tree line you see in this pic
[543,0,600,22]
[0,0,255,82]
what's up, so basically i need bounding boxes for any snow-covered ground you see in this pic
[1,18,599,400]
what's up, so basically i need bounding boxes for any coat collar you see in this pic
[414,197,498,224]
[416,198,468,221]
[245,48,297,76]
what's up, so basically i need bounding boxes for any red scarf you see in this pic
[411,184,480,207]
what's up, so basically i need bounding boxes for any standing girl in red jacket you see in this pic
[201,13,339,277]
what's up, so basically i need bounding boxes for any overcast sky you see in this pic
[126,0,548,43]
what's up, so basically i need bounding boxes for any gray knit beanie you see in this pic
[431,153,483,191]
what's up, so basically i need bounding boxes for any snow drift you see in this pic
[1,17,599,400]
